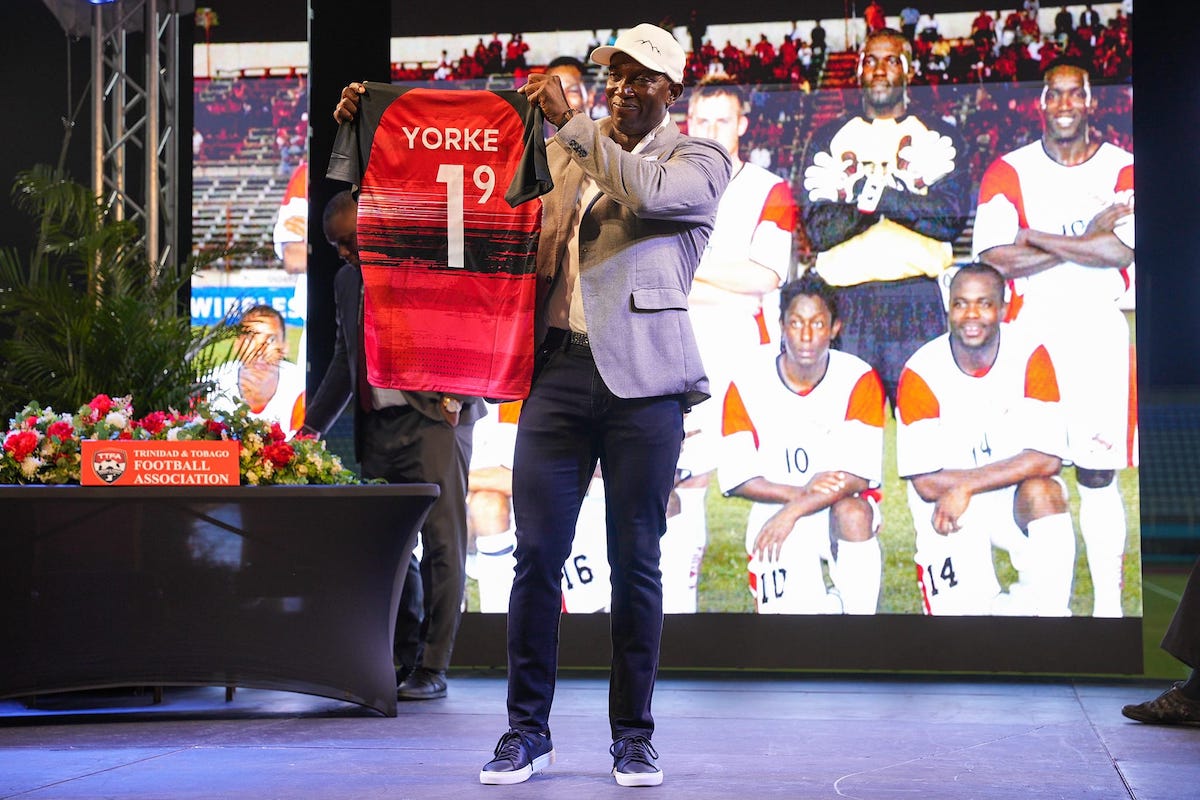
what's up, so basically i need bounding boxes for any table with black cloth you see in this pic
[0,484,438,716]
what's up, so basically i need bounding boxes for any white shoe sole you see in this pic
[613,768,663,787]
[479,749,556,785]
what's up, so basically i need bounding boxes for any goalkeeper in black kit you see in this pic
[799,27,971,406]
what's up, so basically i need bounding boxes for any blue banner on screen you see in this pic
[190,286,302,327]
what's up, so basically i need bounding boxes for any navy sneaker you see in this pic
[479,729,555,785]
[610,735,662,787]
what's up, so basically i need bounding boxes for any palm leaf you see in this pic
[0,166,241,418]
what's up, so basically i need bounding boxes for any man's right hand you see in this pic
[333,82,366,124]
[931,485,971,535]
[1086,201,1134,235]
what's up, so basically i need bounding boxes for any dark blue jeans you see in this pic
[507,339,685,740]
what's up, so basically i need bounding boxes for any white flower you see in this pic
[166,427,181,441]
[20,456,42,478]
[105,411,128,429]
[245,470,259,485]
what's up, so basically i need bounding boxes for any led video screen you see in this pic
[192,12,1141,673]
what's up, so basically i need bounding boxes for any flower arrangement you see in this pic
[0,394,361,486]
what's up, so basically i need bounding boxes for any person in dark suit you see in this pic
[301,189,482,701]
[1122,555,1200,725]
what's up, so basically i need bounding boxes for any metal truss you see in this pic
[89,0,186,272]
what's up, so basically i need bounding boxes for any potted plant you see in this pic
[0,164,236,418]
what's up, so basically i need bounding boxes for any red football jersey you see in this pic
[327,83,552,399]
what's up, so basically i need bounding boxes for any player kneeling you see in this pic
[896,263,1076,616]
[719,275,886,614]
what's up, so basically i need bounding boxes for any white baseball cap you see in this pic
[590,23,686,83]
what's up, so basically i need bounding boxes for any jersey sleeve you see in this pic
[1016,344,1069,460]
[494,91,554,207]
[1112,162,1134,250]
[327,121,362,188]
[971,158,1023,257]
[326,81,397,188]
[747,181,797,280]
[273,163,309,258]
[288,392,306,437]
[717,381,762,495]
[895,365,944,478]
[839,368,886,487]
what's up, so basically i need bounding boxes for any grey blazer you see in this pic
[535,114,731,407]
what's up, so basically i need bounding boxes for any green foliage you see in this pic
[0,165,238,417]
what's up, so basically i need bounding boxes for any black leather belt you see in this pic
[549,327,591,352]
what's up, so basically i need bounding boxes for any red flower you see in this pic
[269,422,286,443]
[24,416,38,429]
[4,430,39,461]
[206,419,229,436]
[88,394,113,416]
[262,441,294,469]
[139,411,167,435]
[46,420,74,441]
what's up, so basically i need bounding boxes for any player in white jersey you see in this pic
[462,402,613,614]
[464,402,521,613]
[462,409,659,615]
[676,79,798,613]
[972,61,1135,617]
[208,304,306,437]
[562,469,614,613]
[272,160,309,365]
[719,275,886,614]
[896,263,1076,616]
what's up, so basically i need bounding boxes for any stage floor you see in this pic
[0,671,1196,799]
